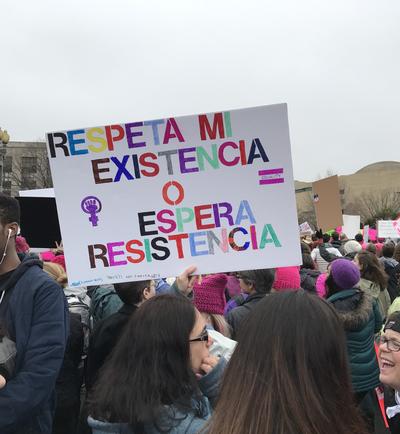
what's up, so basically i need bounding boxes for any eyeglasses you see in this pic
[378,335,400,352]
[189,327,209,343]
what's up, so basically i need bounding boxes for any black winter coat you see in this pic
[226,293,266,340]
[86,304,137,391]
[55,312,84,408]
[384,387,400,434]
[300,269,320,293]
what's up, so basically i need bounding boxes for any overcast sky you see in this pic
[1,0,399,181]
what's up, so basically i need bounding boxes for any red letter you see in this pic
[168,233,189,259]
[162,181,185,206]
[198,113,225,140]
[126,239,145,263]
[105,125,125,151]
[139,152,160,177]
[194,205,215,230]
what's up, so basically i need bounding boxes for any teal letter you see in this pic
[259,224,281,248]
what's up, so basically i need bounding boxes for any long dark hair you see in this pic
[89,294,204,430]
[207,291,368,434]
[356,251,388,291]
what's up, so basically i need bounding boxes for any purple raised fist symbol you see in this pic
[81,196,102,227]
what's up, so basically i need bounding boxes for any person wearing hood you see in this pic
[326,258,382,430]
[380,243,400,302]
[0,194,68,434]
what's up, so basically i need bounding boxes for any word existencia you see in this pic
[47,112,270,183]
[87,200,282,268]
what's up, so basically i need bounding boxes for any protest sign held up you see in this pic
[46,104,301,286]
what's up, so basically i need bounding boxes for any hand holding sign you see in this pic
[175,265,198,296]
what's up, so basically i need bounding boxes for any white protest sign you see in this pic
[342,214,361,239]
[363,225,369,243]
[46,104,301,286]
[299,222,313,235]
[19,188,55,198]
[378,220,400,239]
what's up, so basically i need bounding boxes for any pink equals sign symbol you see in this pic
[258,168,284,185]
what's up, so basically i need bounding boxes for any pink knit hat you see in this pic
[15,236,30,254]
[193,273,227,315]
[41,251,56,262]
[52,255,66,271]
[273,266,301,291]
[316,273,327,298]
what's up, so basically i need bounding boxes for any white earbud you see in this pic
[0,229,12,266]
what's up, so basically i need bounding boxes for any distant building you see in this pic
[296,161,400,226]
[0,141,51,197]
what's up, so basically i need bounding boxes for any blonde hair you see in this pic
[42,262,68,288]
[210,314,231,338]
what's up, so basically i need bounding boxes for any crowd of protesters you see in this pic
[1,193,400,433]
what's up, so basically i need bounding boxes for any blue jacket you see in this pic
[88,356,226,434]
[0,257,69,434]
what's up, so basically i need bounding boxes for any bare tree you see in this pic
[316,169,336,180]
[352,190,400,226]
[296,191,317,229]
[10,148,53,190]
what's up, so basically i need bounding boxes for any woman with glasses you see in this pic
[379,311,400,434]
[88,294,225,434]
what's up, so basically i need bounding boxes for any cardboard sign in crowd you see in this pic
[46,104,301,286]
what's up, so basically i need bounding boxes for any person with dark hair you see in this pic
[86,279,156,391]
[226,268,275,339]
[326,259,382,429]
[207,291,369,434]
[331,231,344,251]
[355,233,364,244]
[88,294,225,433]
[311,233,342,272]
[300,253,320,293]
[300,241,311,255]
[355,251,391,321]
[365,243,377,255]
[378,311,400,434]
[380,243,400,302]
[0,193,68,433]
